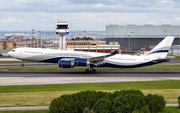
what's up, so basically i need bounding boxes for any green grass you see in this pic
[1,64,180,70]
[0,81,179,106]
[0,80,180,93]
[175,56,180,59]
[160,107,180,113]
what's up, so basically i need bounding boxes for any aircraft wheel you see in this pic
[85,69,89,73]
[92,69,96,73]
[20,64,24,67]
[90,70,93,73]
[90,69,96,73]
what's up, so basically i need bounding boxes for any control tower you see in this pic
[56,20,69,50]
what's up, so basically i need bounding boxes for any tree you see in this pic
[49,97,65,113]
[146,94,166,113]
[112,93,146,113]
[92,98,112,113]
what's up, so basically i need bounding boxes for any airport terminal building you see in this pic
[106,24,180,51]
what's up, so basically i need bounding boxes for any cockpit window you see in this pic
[11,50,15,52]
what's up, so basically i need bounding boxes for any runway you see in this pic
[0,70,180,86]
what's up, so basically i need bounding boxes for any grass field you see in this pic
[1,64,180,70]
[161,107,180,113]
[0,80,180,106]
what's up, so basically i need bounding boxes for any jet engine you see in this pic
[58,58,75,68]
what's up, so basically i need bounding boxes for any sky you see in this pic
[0,0,180,31]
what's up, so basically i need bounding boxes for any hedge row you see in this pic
[49,89,166,113]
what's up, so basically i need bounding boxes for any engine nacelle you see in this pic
[58,58,74,68]
[74,58,90,66]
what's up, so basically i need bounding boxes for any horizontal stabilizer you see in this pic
[152,58,170,63]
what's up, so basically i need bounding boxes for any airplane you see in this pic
[7,36,175,73]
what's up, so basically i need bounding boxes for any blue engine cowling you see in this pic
[58,58,74,68]
[74,58,90,66]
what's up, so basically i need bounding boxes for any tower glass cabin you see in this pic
[56,21,69,50]
[56,22,69,35]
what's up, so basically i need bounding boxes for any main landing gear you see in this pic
[85,65,96,73]
[20,60,24,67]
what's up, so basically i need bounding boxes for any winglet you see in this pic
[111,51,118,55]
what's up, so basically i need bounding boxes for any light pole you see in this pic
[129,35,130,50]
[38,31,41,48]
[32,29,34,47]
[84,31,86,38]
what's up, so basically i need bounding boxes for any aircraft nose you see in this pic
[7,51,14,57]
[7,51,11,56]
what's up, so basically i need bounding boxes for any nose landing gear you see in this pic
[20,60,24,67]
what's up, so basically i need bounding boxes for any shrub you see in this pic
[139,105,151,113]
[71,90,104,112]
[112,89,144,98]
[49,95,77,113]
[49,97,66,113]
[178,96,180,108]
[146,94,166,113]
[112,93,146,113]
[83,107,95,113]
[92,98,112,113]
[49,90,109,113]
[49,90,166,113]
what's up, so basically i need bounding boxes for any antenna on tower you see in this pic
[61,14,64,22]
[58,17,59,23]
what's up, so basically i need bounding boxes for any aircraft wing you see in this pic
[88,51,118,63]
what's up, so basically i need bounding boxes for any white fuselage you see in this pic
[8,47,158,68]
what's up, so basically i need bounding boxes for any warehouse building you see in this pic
[106,24,180,52]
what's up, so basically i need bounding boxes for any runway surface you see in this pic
[0,70,180,86]
[0,103,178,111]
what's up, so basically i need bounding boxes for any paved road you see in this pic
[0,103,178,111]
[0,70,180,86]
[0,70,180,77]
[1,70,180,76]
[163,58,180,64]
